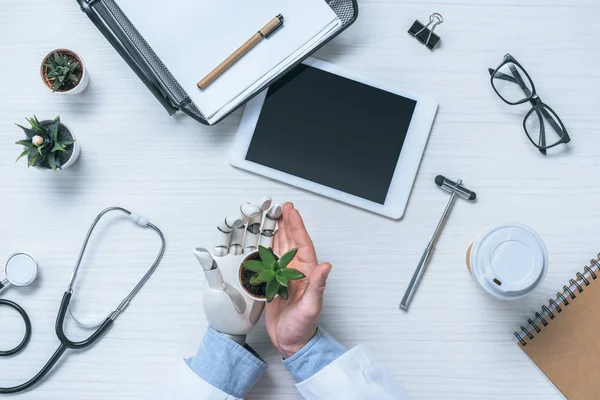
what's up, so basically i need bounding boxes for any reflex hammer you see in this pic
[400,175,477,310]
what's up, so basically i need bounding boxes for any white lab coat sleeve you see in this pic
[151,358,241,400]
[295,345,408,400]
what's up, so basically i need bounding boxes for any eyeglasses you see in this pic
[488,54,571,154]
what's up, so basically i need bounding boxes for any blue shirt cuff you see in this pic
[186,327,268,398]
[282,326,347,383]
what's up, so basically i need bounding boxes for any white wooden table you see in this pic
[1,0,599,398]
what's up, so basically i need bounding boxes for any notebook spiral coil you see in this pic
[514,253,600,346]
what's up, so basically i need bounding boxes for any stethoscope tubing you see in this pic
[0,207,165,394]
[0,299,32,357]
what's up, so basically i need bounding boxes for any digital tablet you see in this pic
[231,58,438,219]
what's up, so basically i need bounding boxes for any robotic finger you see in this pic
[194,248,246,314]
[244,197,272,254]
[259,204,283,248]
[214,215,244,257]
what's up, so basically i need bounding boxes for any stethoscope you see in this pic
[0,207,166,394]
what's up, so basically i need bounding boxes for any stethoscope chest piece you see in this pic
[3,253,38,288]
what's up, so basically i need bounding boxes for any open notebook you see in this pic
[117,0,341,125]
[515,252,600,400]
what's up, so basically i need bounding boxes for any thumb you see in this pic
[305,263,332,306]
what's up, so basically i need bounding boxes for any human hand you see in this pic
[266,203,332,358]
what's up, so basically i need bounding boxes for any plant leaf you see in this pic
[16,145,36,162]
[266,279,279,302]
[242,260,267,273]
[59,140,74,147]
[249,274,262,286]
[51,141,65,152]
[279,268,306,281]
[278,248,298,269]
[49,119,59,142]
[28,153,41,167]
[275,272,289,287]
[278,285,289,300]
[15,139,32,147]
[15,124,35,138]
[47,152,57,172]
[27,117,43,134]
[255,269,275,283]
[258,245,276,269]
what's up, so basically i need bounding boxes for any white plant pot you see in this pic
[34,121,81,171]
[237,250,281,302]
[237,251,267,302]
[40,49,90,95]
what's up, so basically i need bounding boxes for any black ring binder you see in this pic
[548,299,562,313]
[528,318,541,333]
[521,325,534,339]
[514,331,527,346]
[557,291,569,306]
[576,272,590,286]
[541,304,555,319]
[535,312,548,326]
[564,285,576,299]
[514,255,600,346]
[584,265,597,279]
[570,279,583,293]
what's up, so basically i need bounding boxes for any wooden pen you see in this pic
[197,14,285,90]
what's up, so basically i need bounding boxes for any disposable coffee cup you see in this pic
[466,222,548,300]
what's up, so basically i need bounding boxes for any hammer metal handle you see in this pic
[400,186,460,310]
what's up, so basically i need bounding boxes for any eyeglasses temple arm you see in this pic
[508,64,533,97]
[489,68,518,84]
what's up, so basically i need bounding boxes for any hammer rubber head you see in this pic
[435,175,476,201]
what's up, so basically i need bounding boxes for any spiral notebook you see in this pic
[515,253,600,400]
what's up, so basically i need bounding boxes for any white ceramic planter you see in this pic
[237,250,267,302]
[40,49,90,95]
[237,250,281,302]
[34,121,81,171]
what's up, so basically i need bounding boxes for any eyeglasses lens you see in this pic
[492,62,534,104]
[524,106,566,149]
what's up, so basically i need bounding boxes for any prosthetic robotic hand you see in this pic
[194,197,283,345]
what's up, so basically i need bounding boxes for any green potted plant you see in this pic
[16,116,81,171]
[239,245,305,302]
[40,49,89,95]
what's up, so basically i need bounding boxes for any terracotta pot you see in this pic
[40,49,90,95]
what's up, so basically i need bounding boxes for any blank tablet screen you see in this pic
[245,64,417,204]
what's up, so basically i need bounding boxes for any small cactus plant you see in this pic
[16,116,75,171]
[43,51,82,92]
[242,245,305,302]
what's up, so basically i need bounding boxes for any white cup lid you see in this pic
[470,223,548,299]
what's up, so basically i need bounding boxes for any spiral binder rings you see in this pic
[515,253,600,400]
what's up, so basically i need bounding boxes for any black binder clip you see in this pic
[408,13,443,50]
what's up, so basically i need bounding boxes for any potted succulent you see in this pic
[40,49,89,94]
[16,116,80,171]
[239,245,306,302]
